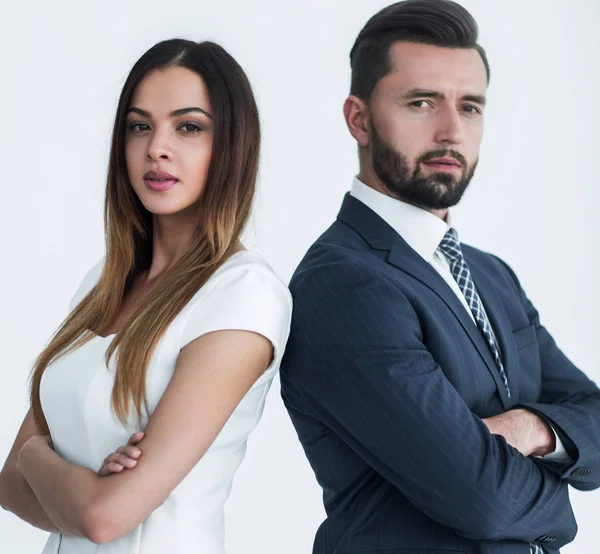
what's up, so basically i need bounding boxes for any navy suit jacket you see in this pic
[281,194,600,554]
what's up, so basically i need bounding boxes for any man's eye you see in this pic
[411,100,430,108]
[463,105,481,115]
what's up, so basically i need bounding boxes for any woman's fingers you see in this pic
[116,445,142,459]
[98,461,124,476]
[107,452,138,468]
[98,452,138,476]
[97,434,144,477]
[127,432,145,446]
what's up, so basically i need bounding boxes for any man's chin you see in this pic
[406,186,464,211]
[422,172,462,188]
[413,198,457,211]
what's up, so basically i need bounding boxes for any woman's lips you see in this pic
[143,178,179,192]
[143,170,179,192]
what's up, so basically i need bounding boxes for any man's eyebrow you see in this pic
[404,88,444,100]
[127,106,213,119]
[403,89,486,106]
[462,94,486,106]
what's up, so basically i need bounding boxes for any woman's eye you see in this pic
[179,122,203,134]
[129,122,150,133]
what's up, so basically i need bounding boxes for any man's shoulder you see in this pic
[290,220,384,289]
[461,243,520,292]
[461,242,503,267]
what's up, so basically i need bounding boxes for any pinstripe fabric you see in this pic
[280,194,600,554]
[439,231,545,554]
[438,228,511,398]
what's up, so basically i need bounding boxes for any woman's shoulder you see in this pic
[178,250,292,350]
[69,251,291,314]
[69,258,105,310]
[208,250,288,292]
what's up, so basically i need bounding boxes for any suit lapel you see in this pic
[466,252,518,402]
[337,193,511,409]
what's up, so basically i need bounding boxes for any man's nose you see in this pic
[433,106,463,146]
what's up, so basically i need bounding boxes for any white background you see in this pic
[1,0,598,552]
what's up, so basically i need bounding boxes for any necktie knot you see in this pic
[436,226,511,399]
[438,228,462,265]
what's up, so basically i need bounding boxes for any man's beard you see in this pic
[370,125,478,210]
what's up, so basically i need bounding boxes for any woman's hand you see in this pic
[97,432,144,477]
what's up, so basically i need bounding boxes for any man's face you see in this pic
[366,42,487,210]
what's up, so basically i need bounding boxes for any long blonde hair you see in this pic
[30,40,260,433]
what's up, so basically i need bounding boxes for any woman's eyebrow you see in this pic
[170,107,213,119]
[127,106,213,119]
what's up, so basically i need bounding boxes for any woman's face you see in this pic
[125,66,214,217]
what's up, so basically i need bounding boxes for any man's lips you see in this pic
[422,157,463,172]
[423,157,462,167]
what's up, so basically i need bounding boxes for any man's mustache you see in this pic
[417,149,468,170]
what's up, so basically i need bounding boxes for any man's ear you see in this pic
[343,95,370,148]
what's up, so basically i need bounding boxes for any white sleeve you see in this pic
[536,425,573,465]
[69,259,104,311]
[178,267,293,363]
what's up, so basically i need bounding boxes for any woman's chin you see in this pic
[139,199,197,217]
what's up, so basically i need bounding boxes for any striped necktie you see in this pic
[438,230,545,553]
[438,228,511,399]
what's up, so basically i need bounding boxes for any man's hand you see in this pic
[482,409,556,457]
[97,432,144,476]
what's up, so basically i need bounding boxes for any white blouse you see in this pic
[40,250,292,554]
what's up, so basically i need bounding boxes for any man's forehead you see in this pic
[385,41,488,91]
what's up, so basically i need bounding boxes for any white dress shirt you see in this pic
[350,176,570,463]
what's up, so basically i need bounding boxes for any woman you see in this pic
[0,39,292,554]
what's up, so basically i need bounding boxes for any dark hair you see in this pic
[31,39,261,432]
[350,0,490,100]
[108,39,260,271]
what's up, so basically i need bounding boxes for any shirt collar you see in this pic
[349,176,455,262]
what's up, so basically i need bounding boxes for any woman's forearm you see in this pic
[0,469,63,533]
[17,442,100,539]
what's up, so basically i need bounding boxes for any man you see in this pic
[280,1,600,553]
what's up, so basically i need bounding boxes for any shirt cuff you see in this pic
[536,424,572,464]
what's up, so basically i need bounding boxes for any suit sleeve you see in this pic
[285,261,577,547]
[496,257,600,491]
